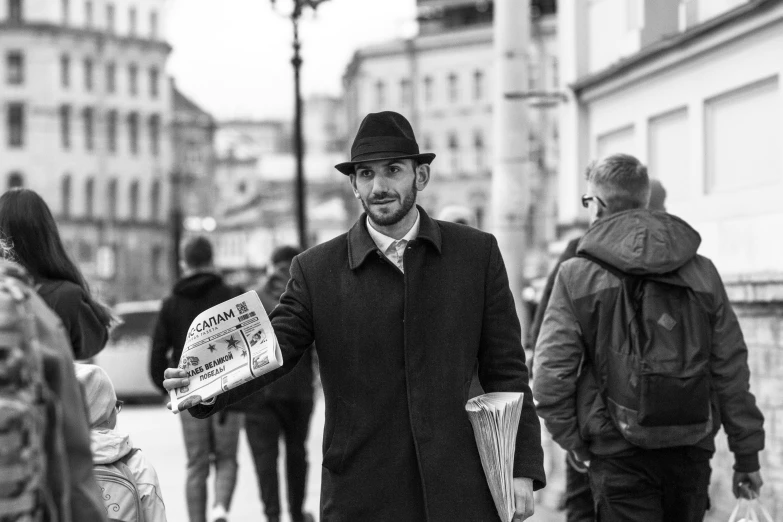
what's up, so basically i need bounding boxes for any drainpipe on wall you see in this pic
[490,0,532,335]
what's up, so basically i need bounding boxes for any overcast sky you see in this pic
[165,0,417,121]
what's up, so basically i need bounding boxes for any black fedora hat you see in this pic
[335,111,436,175]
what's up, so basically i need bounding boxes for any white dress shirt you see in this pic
[366,210,421,273]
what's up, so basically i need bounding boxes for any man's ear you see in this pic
[348,174,359,196]
[415,163,431,191]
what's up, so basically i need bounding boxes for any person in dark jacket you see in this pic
[0,188,112,359]
[149,236,244,522]
[533,154,765,521]
[243,245,315,522]
[164,111,546,522]
[527,178,667,522]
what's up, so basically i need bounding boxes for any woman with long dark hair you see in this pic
[0,188,112,359]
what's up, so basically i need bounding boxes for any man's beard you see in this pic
[360,178,418,227]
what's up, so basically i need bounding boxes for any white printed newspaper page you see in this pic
[169,291,283,413]
[465,392,525,522]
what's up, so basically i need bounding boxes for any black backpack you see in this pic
[579,253,714,449]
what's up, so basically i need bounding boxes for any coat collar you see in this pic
[348,205,442,270]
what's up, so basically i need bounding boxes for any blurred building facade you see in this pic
[210,96,351,283]
[557,0,783,516]
[0,0,173,304]
[342,0,559,251]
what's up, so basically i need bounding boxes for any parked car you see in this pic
[93,300,162,402]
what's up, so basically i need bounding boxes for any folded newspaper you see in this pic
[465,392,525,522]
[169,291,283,413]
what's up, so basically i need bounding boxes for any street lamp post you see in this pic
[271,0,330,249]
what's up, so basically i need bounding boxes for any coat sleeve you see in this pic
[149,299,173,395]
[532,264,588,456]
[708,262,765,472]
[54,285,109,360]
[129,451,168,522]
[189,255,314,418]
[477,235,546,490]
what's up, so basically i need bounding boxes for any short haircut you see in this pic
[271,245,302,267]
[585,153,650,214]
[183,236,213,268]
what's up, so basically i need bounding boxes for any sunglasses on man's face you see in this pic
[581,194,606,209]
[115,400,124,414]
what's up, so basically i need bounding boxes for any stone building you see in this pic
[0,0,173,304]
[342,0,559,245]
[556,0,783,516]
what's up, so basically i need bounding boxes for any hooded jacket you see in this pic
[149,272,244,394]
[533,210,765,472]
[92,429,167,522]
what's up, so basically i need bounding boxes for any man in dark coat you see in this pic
[244,245,316,522]
[149,236,245,522]
[164,111,546,521]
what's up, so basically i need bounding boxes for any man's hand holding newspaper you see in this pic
[163,291,283,413]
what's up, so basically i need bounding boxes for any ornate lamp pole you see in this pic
[270,0,330,249]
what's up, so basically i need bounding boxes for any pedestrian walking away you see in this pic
[240,245,316,522]
[0,188,113,360]
[76,363,168,522]
[527,177,668,522]
[149,236,245,522]
[163,111,546,522]
[533,153,765,522]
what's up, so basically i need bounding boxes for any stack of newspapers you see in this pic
[169,291,283,413]
[465,392,525,522]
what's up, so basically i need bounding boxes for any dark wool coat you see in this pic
[191,207,546,521]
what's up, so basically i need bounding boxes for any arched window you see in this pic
[8,0,23,23]
[448,132,460,174]
[128,180,139,219]
[84,177,94,217]
[150,180,160,221]
[7,172,23,189]
[61,174,71,218]
[107,178,117,219]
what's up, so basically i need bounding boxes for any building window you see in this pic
[84,0,93,28]
[82,107,94,150]
[400,78,411,107]
[8,0,22,23]
[60,55,70,88]
[59,104,71,149]
[62,0,69,25]
[61,174,72,218]
[127,112,138,154]
[150,10,158,38]
[7,172,23,189]
[448,73,459,104]
[423,76,433,105]
[421,134,433,151]
[128,180,139,219]
[106,62,115,93]
[448,132,460,173]
[7,103,24,148]
[474,130,485,170]
[149,67,159,98]
[105,3,114,32]
[129,7,137,36]
[150,180,160,221]
[551,57,559,88]
[83,57,93,91]
[148,114,160,156]
[107,179,117,219]
[375,80,385,109]
[84,177,94,217]
[106,109,117,153]
[128,63,138,96]
[6,51,23,85]
[151,245,163,280]
[473,70,484,101]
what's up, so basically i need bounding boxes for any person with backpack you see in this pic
[149,236,244,522]
[0,188,113,359]
[0,259,108,522]
[75,363,167,522]
[533,153,765,521]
